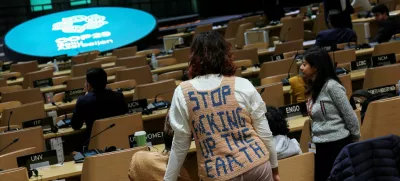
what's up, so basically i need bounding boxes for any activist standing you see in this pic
[164,30,279,181]
[300,47,360,181]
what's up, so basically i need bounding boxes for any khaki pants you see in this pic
[228,161,273,181]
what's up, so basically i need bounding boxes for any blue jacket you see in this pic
[328,135,400,181]
[71,89,128,140]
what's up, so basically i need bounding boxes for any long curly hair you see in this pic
[188,31,236,79]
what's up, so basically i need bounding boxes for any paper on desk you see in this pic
[50,137,64,164]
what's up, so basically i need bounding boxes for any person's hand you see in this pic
[272,167,280,181]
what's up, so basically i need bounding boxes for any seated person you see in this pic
[316,10,358,49]
[266,105,302,159]
[129,112,198,181]
[71,68,128,141]
[371,4,400,43]
[289,75,306,104]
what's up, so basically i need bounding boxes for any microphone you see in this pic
[281,50,299,86]
[143,89,175,115]
[52,102,70,128]
[259,88,265,95]
[282,28,292,43]
[4,111,17,132]
[0,138,19,154]
[82,123,115,153]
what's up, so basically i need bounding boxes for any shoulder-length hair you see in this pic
[304,47,342,102]
[188,31,236,79]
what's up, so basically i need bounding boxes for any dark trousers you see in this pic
[315,136,352,181]
[263,0,284,21]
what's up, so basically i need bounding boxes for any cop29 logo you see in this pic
[52,14,109,33]
[52,14,113,51]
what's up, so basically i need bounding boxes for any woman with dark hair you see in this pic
[164,31,280,181]
[265,106,301,160]
[300,47,360,181]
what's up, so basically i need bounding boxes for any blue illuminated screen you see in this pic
[5,7,157,57]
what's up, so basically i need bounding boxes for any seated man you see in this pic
[128,111,198,181]
[266,105,302,159]
[316,10,358,49]
[71,68,128,141]
[371,4,400,43]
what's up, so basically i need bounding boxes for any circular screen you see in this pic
[5,7,157,57]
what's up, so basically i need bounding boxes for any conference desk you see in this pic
[33,114,308,181]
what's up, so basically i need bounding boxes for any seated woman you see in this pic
[128,112,198,181]
[266,105,302,159]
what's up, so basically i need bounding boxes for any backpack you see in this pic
[350,90,394,124]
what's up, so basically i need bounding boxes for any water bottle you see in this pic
[151,53,158,69]
[397,80,400,96]
[307,6,313,19]
[53,59,59,72]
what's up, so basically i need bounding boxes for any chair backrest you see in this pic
[0,127,44,154]
[0,101,22,114]
[0,147,36,170]
[274,39,303,55]
[136,49,161,57]
[313,13,328,33]
[225,19,245,39]
[193,24,213,39]
[71,51,100,64]
[243,42,269,50]
[256,83,284,107]
[259,58,297,78]
[71,61,102,77]
[105,66,126,76]
[112,46,138,58]
[22,69,53,89]
[233,59,253,68]
[280,16,304,42]
[0,167,29,181]
[66,76,86,91]
[172,47,191,64]
[107,80,137,90]
[0,86,23,95]
[243,15,262,24]
[235,23,254,49]
[278,152,315,181]
[158,58,178,67]
[362,96,400,140]
[232,48,259,65]
[2,88,44,104]
[1,102,46,127]
[115,66,152,85]
[363,64,400,89]
[158,70,183,81]
[88,113,143,150]
[0,78,7,87]
[339,74,352,98]
[115,55,147,68]
[133,79,176,102]
[372,41,400,56]
[10,61,38,75]
[300,119,311,153]
[329,49,356,65]
[81,147,147,181]
[92,56,117,64]
[261,73,293,85]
